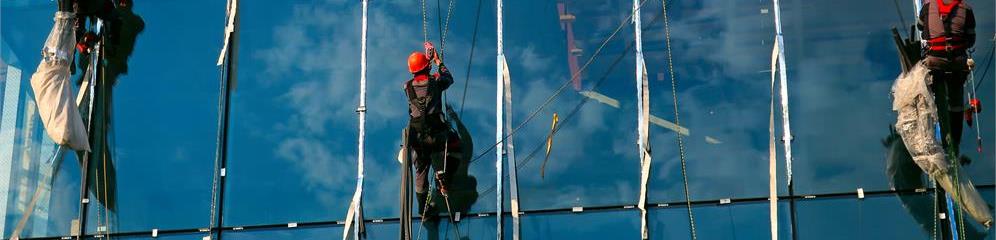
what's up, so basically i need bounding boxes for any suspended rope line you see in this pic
[421,0,429,43]
[661,1,698,238]
[974,38,994,91]
[458,0,485,116]
[468,0,652,166]
[442,0,455,47]
[933,180,939,240]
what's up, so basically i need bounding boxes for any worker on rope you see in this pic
[404,42,460,217]
[892,0,992,229]
[918,0,977,152]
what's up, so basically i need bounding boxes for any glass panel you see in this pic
[783,0,995,194]
[795,189,995,240]
[520,210,640,239]
[82,0,224,234]
[225,226,343,240]
[503,0,639,211]
[649,201,792,239]
[86,232,205,240]
[644,0,785,203]
[224,0,360,226]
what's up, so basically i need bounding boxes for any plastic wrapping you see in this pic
[29,12,90,151]
[892,62,992,227]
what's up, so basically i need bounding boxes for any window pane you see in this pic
[643,0,786,203]
[225,226,343,240]
[796,189,995,240]
[83,0,225,234]
[503,0,640,211]
[649,201,792,239]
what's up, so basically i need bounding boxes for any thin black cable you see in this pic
[458,0,485,116]
[467,0,652,166]
[973,40,994,91]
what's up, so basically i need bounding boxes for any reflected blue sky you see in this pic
[1,0,994,239]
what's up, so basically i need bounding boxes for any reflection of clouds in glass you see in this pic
[276,137,354,203]
[634,0,776,201]
[249,0,364,208]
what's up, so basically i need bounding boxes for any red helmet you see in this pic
[408,51,430,73]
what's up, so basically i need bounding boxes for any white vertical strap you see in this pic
[502,58,521,240]
[633,0,652,239]
[637,59,652,240]
[772,0,793,187]
[768,38,780,240]
[217,0,238,66]
[344,1,368,239]
[913,0,923,41]
[496,0,505,239]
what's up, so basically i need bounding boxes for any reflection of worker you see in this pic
[404,42,459,215]
[917,0,976,151]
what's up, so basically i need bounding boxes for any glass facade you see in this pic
[1,0,993,239]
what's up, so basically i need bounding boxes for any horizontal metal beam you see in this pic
[20,184,993,240]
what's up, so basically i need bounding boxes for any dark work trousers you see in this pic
[410,128,460,214]
[929,70,967,154]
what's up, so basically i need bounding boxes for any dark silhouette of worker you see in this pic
[58,0,143,215]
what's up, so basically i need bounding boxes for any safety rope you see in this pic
[661,1,698,238]
[421,0,428,43]
[933,180,939,240]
